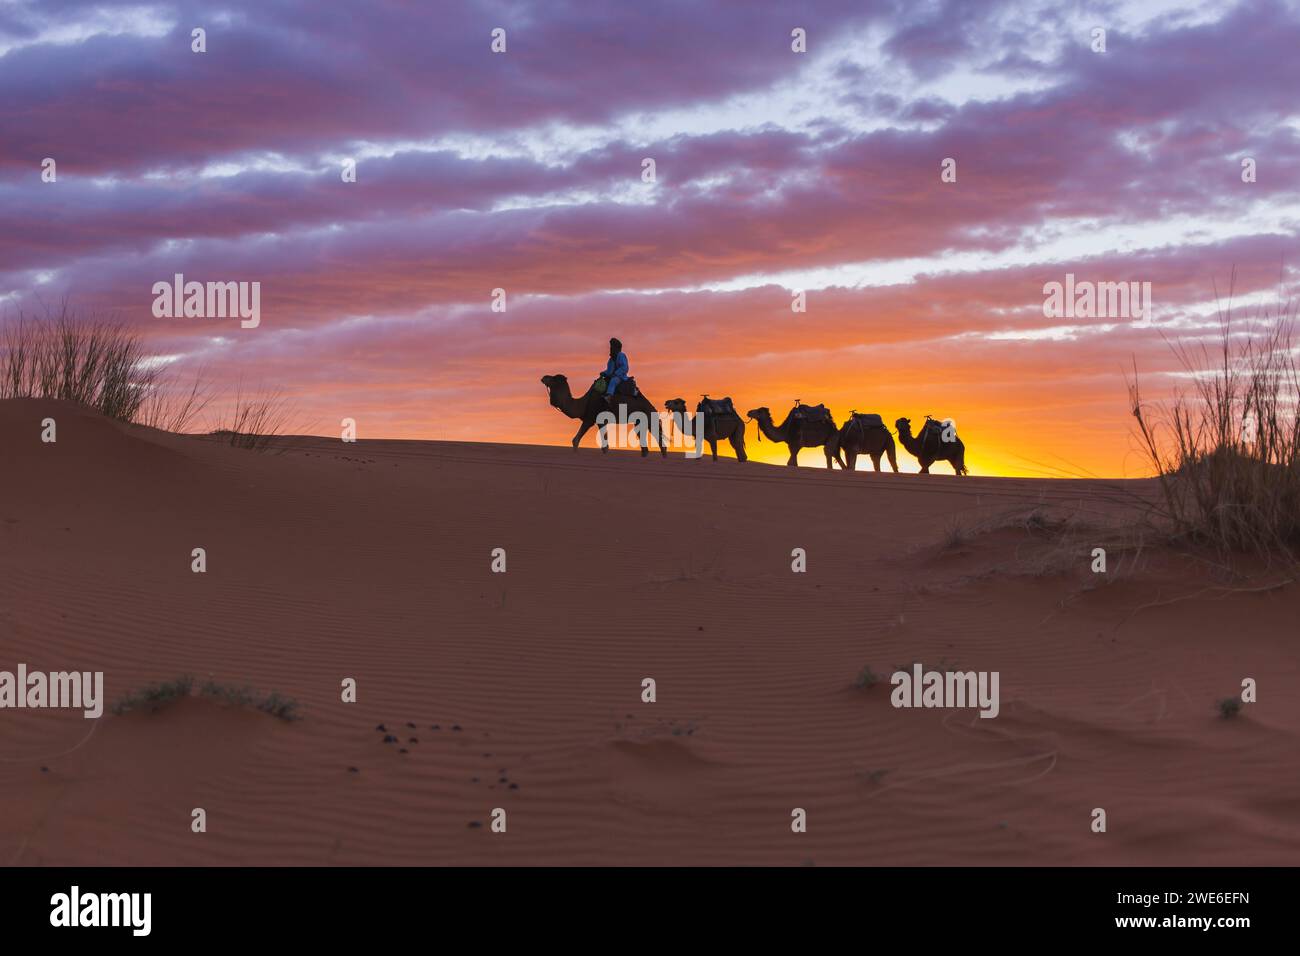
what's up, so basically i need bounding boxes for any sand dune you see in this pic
[2,397,1297,865]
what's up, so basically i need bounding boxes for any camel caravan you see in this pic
[540,378,968,475]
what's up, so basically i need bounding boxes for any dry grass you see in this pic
[1,306,159,422]
[137,370,215,433]
[2,305,299,451]
[112,674,299,721]
[208,382,294,451]
[930,503,1153,595]
[1128,280,1300,562]
[939,506,1081,553]
[1,305,216,431]
[110,675,196,715]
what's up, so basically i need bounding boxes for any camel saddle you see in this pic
[850,412,885,430]
[599,376,638,398]
[919,417,952,453]
[697,396,736,417]
[791,402,832,425]
[922,417,950,437]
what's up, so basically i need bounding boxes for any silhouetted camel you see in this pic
[746,403,844,468]
[664,397,747,462]
[541,374,668,457]
[896,416,967,475]
[833,412,899,473]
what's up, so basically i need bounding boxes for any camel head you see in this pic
[541,374,571,408]
[895,416,912,436]
[661,398,687,438]
[746,407,772,441]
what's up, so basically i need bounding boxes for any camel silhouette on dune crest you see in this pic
[832,412,899,473]
[540,374,668,457]
[746,402,843,468]
[896,416,967,475]
[665,396,748,462]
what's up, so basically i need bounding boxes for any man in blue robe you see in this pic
[601,337,628,402]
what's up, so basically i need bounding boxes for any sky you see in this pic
[2,0,1298,475]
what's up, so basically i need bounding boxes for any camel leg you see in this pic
[730,428,747,462]
[636,417,649,457]
[597,422,610,453]
[871,453,881,472]
[824,446,837,469]
[919,458,931,474]
[572,420,595,449]
[787,444,799,467]
[846,450,857,471]
[887,442,899,473]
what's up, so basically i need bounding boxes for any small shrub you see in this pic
[113,675,298,721]
[853,665,879,689]
[941,520,967,550]
[112,675,195,715]
[199,679,300,721]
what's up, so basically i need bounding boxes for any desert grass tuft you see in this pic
[2,304,215,430]
[207,380,294,452]
[1217,697,1243,719]
[1128,277,1300,563]
[853,665,880,689]
[112,675,299,721]
[198,679,300,720]
[1,305,159,422]
[111,675,195,715]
